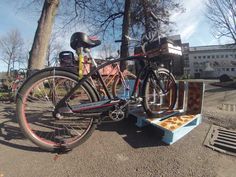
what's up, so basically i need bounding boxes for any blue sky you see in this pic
[0,1,36,41]
[171,0,232,45]
[0,0,233,72]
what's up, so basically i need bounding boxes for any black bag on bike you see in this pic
[59,51,76,67]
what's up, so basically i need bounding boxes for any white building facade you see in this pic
[187,44,236,78]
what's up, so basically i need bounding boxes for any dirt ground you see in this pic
[0,83,235,177]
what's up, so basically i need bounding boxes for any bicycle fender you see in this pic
[16,67,101,102]
[48,67,101,101]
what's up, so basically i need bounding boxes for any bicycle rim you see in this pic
[144,69,177,115]
[18,73,96,151]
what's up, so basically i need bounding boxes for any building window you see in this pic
[198,56,201,59]
[207,56,210,59]
[203,56,206,59]
[194,56,197,59]
[212,55,215,58]
[221,55,224,58]
[225,55,228,58]
[232,68,235,71]
[216,55,219,58]
[226,68,229,71]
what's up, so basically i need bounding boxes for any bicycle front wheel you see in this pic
[16,69,98,152]
[142,68,177,117]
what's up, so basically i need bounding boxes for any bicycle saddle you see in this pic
[70,32,101,50]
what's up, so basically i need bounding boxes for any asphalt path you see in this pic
[0,83,236,177]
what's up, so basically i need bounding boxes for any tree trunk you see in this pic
[120,0,131,71]
[7,54,13,77]
[7,60,11,77]
[141,0,150,33]
[28,0,59,71]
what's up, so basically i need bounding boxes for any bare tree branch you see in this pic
[206,0,236,43]
[0,29,24,75]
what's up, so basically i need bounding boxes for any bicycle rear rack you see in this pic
[130,81,205,145]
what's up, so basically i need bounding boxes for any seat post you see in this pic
[84,48,98,68]
[76,47,82,57]
[76,47,84,79]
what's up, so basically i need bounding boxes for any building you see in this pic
[168,35,184,77]
[185,44,236,79]
[182,43,190,77]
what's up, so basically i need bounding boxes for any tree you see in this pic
[120,0,131,71]
[131,0,183,38]
[89,0,182,70]
[26,0,93,72]
[28,0,60,71]
[0,29,24,76]
[46,32,64,66]
[206,0,236,43]
[26,0,182,73]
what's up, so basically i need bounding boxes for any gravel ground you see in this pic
[0,84,236,177]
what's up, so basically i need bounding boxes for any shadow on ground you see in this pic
[0,103,166,152]
[97,115,167,148]
[0,103,44,152]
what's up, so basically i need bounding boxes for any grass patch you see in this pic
[0,91,14,100]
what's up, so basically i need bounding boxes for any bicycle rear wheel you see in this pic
[16,69,98,152]
[142,68,177,117]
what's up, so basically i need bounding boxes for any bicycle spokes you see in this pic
[147,72,175,113]
[22,76,94,147]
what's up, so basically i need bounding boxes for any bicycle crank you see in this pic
[109,109,125,121]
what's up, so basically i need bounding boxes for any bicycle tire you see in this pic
[112,71,136,98]
[142,68,177,117]
[16,69,98,152]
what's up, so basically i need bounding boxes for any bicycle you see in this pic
[58,50,136,98]
[0,68,27,102]
[10,68,27,93]
[16,32,181,152]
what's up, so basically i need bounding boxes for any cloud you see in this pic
[170,0,207,42]
[180,22,199,40]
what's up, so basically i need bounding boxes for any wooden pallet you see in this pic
[130,81,205,145]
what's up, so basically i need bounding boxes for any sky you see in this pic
[0,0,233,72]
[170,0,230,46]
